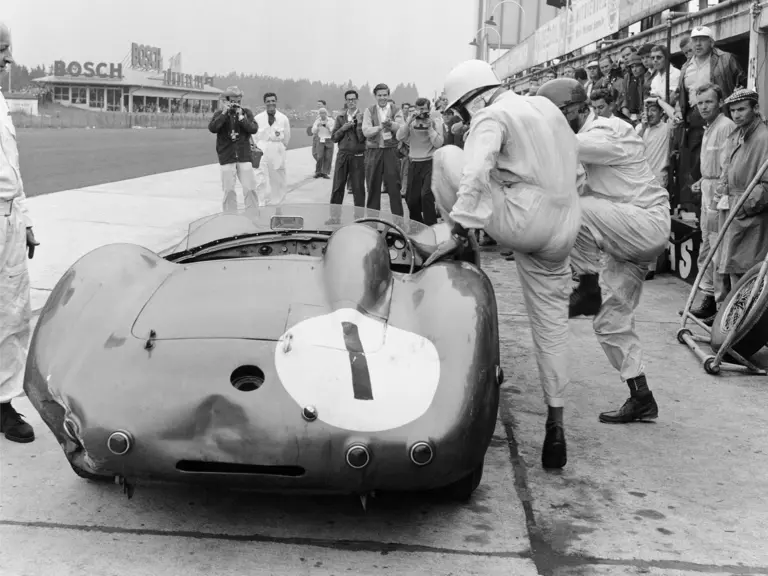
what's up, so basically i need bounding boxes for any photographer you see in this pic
[208,86,260,211]
[396,97,443,225]
[311,108,334,179]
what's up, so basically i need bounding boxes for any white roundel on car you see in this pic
[274,307,441,432]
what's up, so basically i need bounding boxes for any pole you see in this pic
[480,0,489,62]
[747,0,762,92]
[665,13,673,103]
[563,0,571,57]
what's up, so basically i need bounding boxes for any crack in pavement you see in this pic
[498,398,768,575]
[0,520,531,559]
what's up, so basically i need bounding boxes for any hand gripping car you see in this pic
[24,204,502,507]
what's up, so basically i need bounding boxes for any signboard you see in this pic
[534,15,565,63]
[565,0,620,53]
[53,60,123,79]
[618,0,681,28]
[163,70,213,90]
[495,36,533,78]
[667,218,701,285]
[131,43,163,71]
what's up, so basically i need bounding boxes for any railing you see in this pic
[11,110,214,129]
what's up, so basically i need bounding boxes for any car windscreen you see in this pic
[159,203,436,256]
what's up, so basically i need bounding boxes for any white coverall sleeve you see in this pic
[449,117,503,229]
[0,123,32,227]
[311,118,321,135]
[283,116,291,147]
[576,125,631,166]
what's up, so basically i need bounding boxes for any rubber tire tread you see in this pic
[710,263,768,359]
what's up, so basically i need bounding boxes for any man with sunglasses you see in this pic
[330,90,366,207]
[427,60,583,470]
[539,77,670,426]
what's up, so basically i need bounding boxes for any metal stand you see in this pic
[677,157,768,376]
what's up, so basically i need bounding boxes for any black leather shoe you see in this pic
[599,392,658,424]
[0,402,35,443]
[542,423,567,469]
[691,295,717,319]
[569,274,602,318]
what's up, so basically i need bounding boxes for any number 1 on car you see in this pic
[341,321,373,401]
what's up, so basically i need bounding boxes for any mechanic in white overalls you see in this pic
[538,78,671,425]
[427,60,583,470]
[254,92,292,205]
[0,22,38,443]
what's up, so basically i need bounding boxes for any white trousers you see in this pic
[263,143,288,206]
[432,148,575,408]
[570,196,670,381]
[220,162,261,212]
[697,205,728,302]
[0,203,31,403]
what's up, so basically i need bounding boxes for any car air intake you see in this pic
[176,461,305,476]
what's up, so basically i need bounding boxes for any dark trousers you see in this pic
[678,108,706,214]
[365,147,403,216]
[330,151,365,207]
[405,158,437,225]
[314,141,333,176]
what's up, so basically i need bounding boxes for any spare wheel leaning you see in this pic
[710,262,768,359]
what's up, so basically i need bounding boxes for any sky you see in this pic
[3,0,480,98]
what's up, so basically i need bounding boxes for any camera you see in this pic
[415,111,429,120]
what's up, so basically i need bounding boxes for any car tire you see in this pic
[439,462,484,502]
[710,263,768,359]
[69,462,115,484]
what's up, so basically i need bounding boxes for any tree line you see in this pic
[6,64,423,112]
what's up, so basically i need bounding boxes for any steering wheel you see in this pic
[353,217,416,274]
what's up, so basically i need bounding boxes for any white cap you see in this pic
[586,61,599,68]
[690,26,714,39]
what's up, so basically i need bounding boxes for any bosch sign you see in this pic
[53,60,123,79]
[131,43,163,71]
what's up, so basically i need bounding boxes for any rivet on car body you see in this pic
[282,332,293,353]
[302,405,318,422]
[346,444,370,469]
[107,431,132,455]
[410,442,434,466]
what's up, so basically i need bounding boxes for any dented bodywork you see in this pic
[24,204,501,497]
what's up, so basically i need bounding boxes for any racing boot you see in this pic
[542,407,567,469]
[0,401,35,443]
[598,375,658,424]
[569,274,602,318]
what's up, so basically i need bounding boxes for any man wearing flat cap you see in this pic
[715,88,768,290]
[618,53,647,126]
[673,26,745,213]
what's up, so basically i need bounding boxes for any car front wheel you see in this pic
[438,461,484,502]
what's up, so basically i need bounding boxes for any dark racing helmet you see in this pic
[537,78,588,110]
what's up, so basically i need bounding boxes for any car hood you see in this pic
[131,256,393,344]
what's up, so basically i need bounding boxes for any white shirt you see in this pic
[684,57,711,107]
[253,110,291,149]
[649,66,681,101]
[312,116,333,141]
[0,90,31,226]
[577,112,669,209]
[635,121,670,184]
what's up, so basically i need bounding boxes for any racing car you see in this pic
[24,204,502,505]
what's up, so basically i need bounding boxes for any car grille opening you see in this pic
[176,460,305,476]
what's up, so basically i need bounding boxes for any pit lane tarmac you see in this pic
[3,152,768,575]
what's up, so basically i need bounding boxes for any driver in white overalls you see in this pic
[0,21,39,444]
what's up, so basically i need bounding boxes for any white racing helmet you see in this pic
[444,60,502,111]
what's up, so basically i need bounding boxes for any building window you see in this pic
[71,87,87,104]
[53,86,70,102]
[89,88,104,109]
[106,88,122,112]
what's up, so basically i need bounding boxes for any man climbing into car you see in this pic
[538,78,670,425]
[425,60,583,470]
